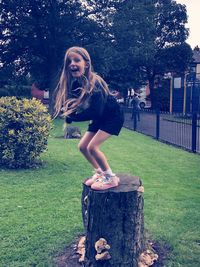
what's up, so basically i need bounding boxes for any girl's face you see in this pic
[66,52,88,78]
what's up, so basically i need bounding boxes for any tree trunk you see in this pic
[82,174,145,267]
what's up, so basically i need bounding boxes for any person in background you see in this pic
[131,93,141,121]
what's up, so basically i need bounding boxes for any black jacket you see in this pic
[66,80,107,123]
[66,80,120,123]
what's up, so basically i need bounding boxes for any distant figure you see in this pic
[131,94,141,121]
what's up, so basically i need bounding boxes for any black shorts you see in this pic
[87,108,124,136]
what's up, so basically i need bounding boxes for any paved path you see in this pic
[124,110,200,153]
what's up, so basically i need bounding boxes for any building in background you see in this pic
[170,46,200,113]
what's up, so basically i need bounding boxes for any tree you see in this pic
[144,0,192,106]
[109,0,155,89]
[0,1,103,91]
[108,0,192,103]
[157,42,193,74]
[0,0,193,111]
[1,1,72,85]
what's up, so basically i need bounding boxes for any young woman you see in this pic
[54,46,124,190]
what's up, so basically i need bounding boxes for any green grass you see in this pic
[0,119,200,266]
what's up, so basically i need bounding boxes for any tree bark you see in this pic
[82,174,145,267]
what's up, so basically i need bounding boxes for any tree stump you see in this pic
[82,174,145,267]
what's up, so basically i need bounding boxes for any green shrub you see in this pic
[0,97,52,168]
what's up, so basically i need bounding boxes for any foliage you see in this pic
[110,0,156,87]
[151,84,170,111]
[0,97,52,168]
[0,88,11,97]
[0,85,32,98]
[109,0,192,97]
[158,43,193,73]
[145,0,192,104]
[0,0,102,89]
[0,0,193,107]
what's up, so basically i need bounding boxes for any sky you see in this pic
[175,0,200,48]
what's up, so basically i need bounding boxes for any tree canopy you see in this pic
[0,0,102,88]
[108,0,192,91]
[0,0,193,100]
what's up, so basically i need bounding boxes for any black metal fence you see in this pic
[123,107,200,153]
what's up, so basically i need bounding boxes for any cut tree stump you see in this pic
[82,173,145,267]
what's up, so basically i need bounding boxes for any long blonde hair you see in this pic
[54,46,110,118]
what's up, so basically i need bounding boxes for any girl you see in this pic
[54,46,124,190]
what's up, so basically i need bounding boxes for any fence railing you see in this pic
[123,107,200,153]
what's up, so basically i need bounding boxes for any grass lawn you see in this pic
[0,119,200,267]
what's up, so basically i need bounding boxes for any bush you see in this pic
[0,97,52,168]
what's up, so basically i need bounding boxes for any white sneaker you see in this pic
[91,175,120,190]
[85,170,103,186]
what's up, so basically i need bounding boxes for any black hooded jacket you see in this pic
[66,80,120,123]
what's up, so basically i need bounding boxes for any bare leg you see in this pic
[78,131,100,169]
[82,130,119,189]
[87,130,111,171]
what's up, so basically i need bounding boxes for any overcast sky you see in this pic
[175,0,200,48]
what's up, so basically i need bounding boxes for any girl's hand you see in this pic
[66,116,72,124]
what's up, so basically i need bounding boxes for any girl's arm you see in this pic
[66,90,106,122]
